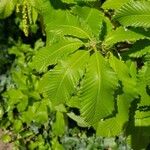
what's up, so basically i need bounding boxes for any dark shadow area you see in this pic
[50,0,102,10]
[50,0,74,9]
[131,127,150,150]
[126,99,150,150]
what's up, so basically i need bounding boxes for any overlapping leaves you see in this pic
[30,0,150,141]
[38,51,89,105]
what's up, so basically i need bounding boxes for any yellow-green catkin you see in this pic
[16,3,20,13]
[16,0,33,37]
[22,0,29,36]
[27,3,32,25]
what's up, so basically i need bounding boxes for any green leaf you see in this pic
[53,112,65,136]
[102,0,129,10]
[31,7,38,24]
[72,6,112,39]
[29,0,52,15]
[62,0,97,3]
[46,10,93,41]
[96,94,130,137]
[0,105,4,119]
[31,39,83,72]
[20,131,33,138]
[135,110,150,127]
[137,58,150,106]
[52,138,64,150]
[104,27,150,48]
[114,1,150,28]
[3,89,28,111]
[11,70,27,90]
[22,99,49,124]
[67,112,89,127]
[66,96,80,108]
[128,40,150,58]
[39,51,89,105]
[61,0,76,3]
[128,127,150,150]
[0,0,17,19]
[80,52,118,125]
[13,120,22,133]
[109,54,138,100]
[1,134,11,143]
[138,85,150,107]
[55,104,67,113]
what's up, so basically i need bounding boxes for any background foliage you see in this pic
[0,0,150,149]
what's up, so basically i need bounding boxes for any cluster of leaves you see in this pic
[0,0,150,149]
[0,38,130,149]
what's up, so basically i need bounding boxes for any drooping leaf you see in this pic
[80,52,118,125]
[114,1,150,28]
[31,38,83,72]
[96,94,130,137]
[39,51,89,105]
